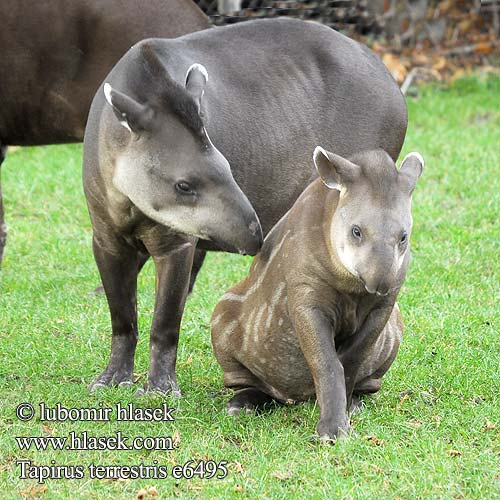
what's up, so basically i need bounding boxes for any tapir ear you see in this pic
[185,63,208,106]
[399,152,424,194]
[103,83,152,133]
[313,146,360,190]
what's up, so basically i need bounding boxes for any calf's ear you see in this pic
[185,63,209,107]
[313,146,360,190]
[103,83,153,134]
[398,152,424,194]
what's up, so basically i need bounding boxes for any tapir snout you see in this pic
[357,243,399,296]
[203,179,263,256]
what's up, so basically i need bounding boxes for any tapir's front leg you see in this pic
[139,238,196,396]
[89,236,140,391]
[290,301,349,440]
[339,303,394,404]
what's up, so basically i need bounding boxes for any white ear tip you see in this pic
[103,83,113,105]
[186,63,209,83]
[403,151,424,169]
[313,146,328,161]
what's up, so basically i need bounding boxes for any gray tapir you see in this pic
[83,18,408,396]
[0,0,209,264]
[211,148,423,440]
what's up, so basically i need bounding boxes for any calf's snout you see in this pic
[357,244,399,296]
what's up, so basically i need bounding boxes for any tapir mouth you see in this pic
[363,284,398,297]
[205,235,261,256]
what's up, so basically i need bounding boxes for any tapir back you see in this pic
[135,18,408,235]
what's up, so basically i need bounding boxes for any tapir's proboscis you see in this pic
[211,148,424,440]
[0,0,209,264]
[83,18,408,396]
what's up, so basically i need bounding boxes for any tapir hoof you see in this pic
[349,394,364,415]
[88,368,134,392]
[226,387,274,415]
[135,379,182,398]
[316,416,351,443]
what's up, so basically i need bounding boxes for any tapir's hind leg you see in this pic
[0,145,7,266]
[211,311,276,414]
[220,357,276,414]
[227,387,276,415]
[188,249,206,294]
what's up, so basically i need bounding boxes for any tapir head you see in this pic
[313,147,423,296]
[102,43,262,255]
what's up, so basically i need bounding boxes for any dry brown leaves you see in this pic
[136,486,158,500]
[357,1,500,88]
[17,484,48,499]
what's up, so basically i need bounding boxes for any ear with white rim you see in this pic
[185,63,209,106]
[313,146,361,191]
[399,152,424,194]
[103,82,152,133]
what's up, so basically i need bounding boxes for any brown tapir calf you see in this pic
[211,147,424,440]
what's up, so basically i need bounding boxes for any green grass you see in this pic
[1,75,499,499]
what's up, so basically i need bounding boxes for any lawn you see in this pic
[0,75,499,499]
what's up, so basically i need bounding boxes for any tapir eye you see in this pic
[399,232,408,245]
[351,226,362,239]
[175,181,195,195]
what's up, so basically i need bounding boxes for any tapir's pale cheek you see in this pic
[337,242,359,277]
[397,246,408,270]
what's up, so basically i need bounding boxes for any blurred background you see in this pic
[195,0,499,92]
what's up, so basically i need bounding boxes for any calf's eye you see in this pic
[352,226,362,239]
[175,181,195,195]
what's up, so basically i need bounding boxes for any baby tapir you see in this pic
[211,148,423,440]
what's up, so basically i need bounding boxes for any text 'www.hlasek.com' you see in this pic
[14,402,228,483]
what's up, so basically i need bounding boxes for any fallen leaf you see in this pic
[18,485,48,499]
[405,420,423,429]
[482,418,495,431]
[172,430,181,448]
[413,53,430,65]
[431,56,447,71]
[363,435,385,446]
[41,424,54,435]
[382,53,408,84]
[420,390,437,405]
[434,415,441,428]
[232,484,244,492]
[147,486,158,497]
[137,488,148,500]
[232,461,245,474]
[447,449,462,457]
[273,470,292,480]
[397,391,412,411]
[137,486,159,499]
[475,42,494,54]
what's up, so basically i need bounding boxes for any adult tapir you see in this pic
[0,0,209,264]
[83,18,408,396]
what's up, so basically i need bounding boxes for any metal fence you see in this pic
[194,1,500,45]
[194,0,379,33]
